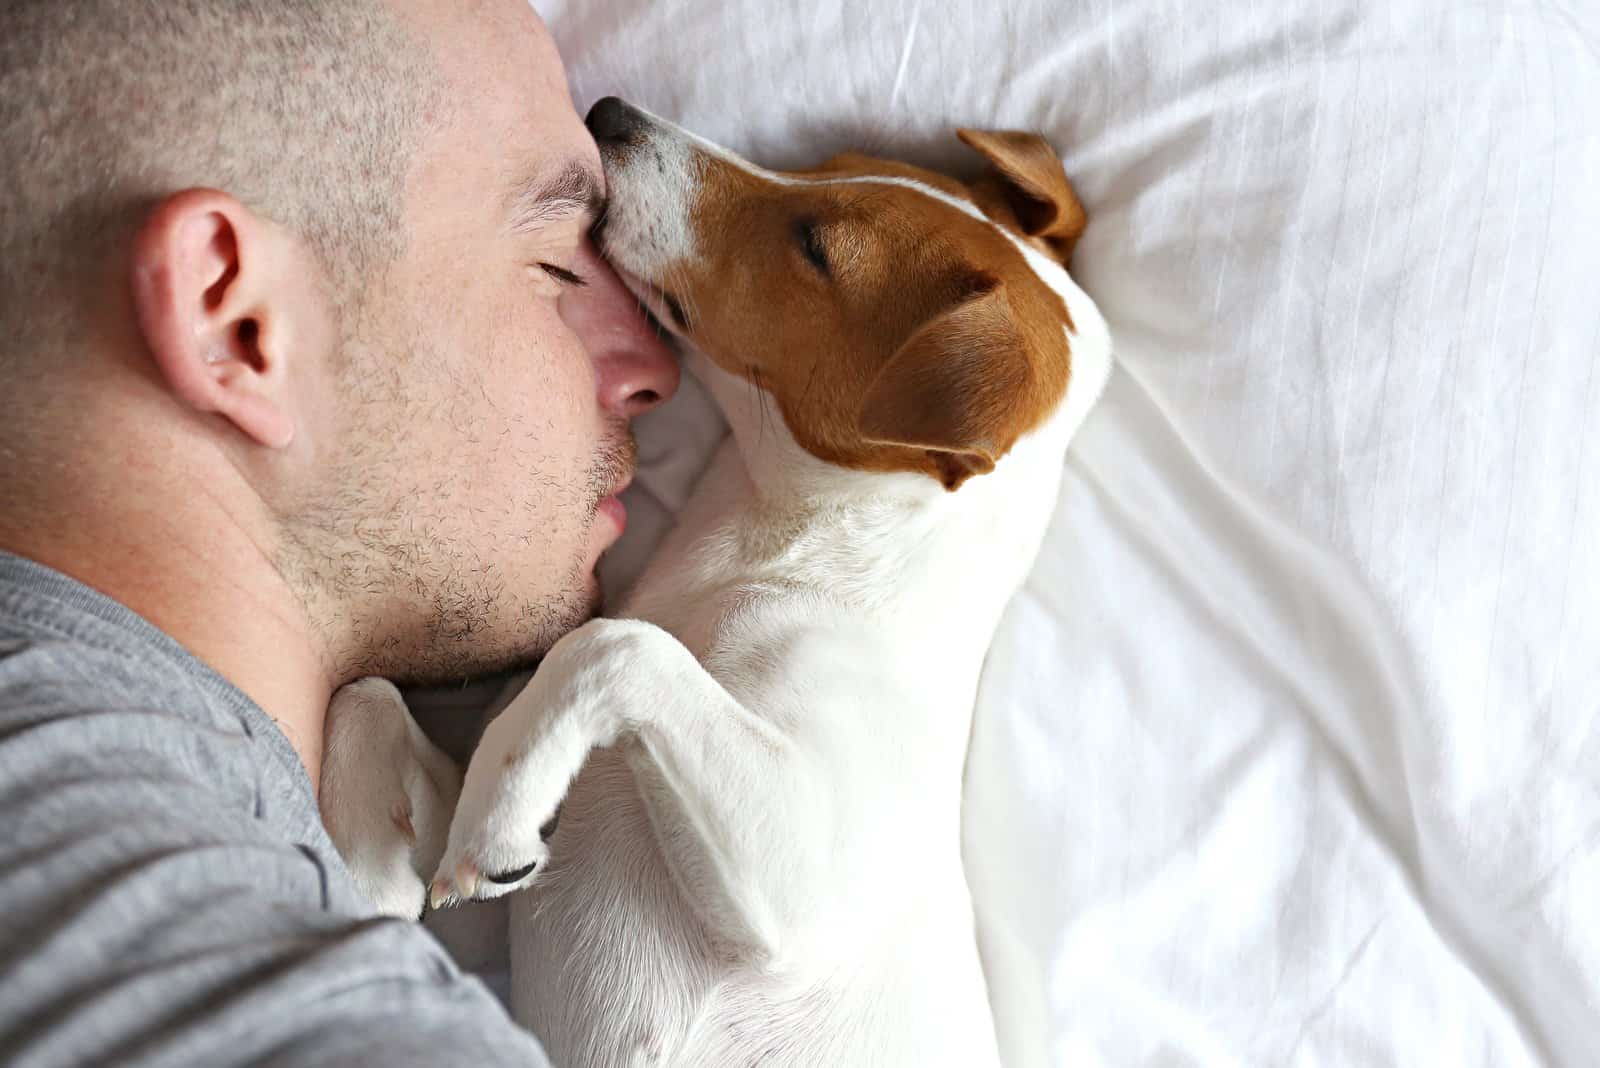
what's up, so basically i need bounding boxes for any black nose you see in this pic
[586,96,645,147]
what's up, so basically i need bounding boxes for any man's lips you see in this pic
[598,493,627,531]
[597,474,632,533]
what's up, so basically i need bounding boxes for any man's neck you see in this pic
[0,434,336,794]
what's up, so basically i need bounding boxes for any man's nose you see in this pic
[561,240,679,420]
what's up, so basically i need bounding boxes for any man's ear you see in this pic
[956,128,1087,265]
[129,189,305,450]
[858,278,1031,492]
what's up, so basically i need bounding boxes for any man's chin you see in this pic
[379,579,602,689]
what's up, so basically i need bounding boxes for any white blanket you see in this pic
[542,2,1600,1064]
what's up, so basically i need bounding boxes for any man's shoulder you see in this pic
[0,622,209,710]
[0,594,250,760]
[0,553,311,842]
[0,574,551,1068]
[0,552,258,734]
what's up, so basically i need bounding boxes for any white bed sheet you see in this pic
[546,1,1600,1064]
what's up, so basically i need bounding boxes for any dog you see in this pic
[321,98,1111,1067]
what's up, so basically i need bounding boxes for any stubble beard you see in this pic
[278,393,638,689]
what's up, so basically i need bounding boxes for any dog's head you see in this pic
[587,98,1088,492]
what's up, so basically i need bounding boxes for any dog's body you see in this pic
[500,357,1097,1065]
[323,102,1110,1067]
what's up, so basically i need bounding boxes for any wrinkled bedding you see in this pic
[529,3,1600,1064]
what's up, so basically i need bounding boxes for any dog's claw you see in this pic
[486,859,540,885]
[429,860,482,910]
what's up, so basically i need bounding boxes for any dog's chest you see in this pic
[512,756,997,1068]
[507,747,722,1063]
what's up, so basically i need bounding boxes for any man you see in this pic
[0,1,677,1065]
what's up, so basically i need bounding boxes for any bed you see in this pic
[484,2,1600,1064]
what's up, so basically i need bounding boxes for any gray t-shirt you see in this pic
[0,552,550,1068]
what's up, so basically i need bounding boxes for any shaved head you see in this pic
[0,0,434,370]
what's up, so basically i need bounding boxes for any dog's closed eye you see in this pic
[796,219,830,277]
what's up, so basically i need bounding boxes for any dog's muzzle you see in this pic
[587,96,649,158]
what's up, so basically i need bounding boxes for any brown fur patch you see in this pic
[659,136,1086,490]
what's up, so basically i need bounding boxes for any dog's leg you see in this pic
[431,618,826,964]
[321,679,463,920]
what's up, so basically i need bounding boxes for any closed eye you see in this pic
[539,263,589,288]
[796,219,830,277]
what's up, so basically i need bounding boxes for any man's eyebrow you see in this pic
[508,160,606,233]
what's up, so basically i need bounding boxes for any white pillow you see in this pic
[546,2,1600,1064]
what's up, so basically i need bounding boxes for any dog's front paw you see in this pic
[321,678,462,920]
[426,702,575,908]
[429,619,685,907]
[429,799,564,910]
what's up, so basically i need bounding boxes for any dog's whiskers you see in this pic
[666,262,703,332]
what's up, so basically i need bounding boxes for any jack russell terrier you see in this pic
[321,98,1111,1067]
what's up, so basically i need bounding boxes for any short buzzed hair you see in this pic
[0,0,435,364]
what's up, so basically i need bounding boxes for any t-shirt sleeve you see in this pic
[0,639,550,1068]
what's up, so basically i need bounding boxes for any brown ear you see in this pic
[858,279,1030,492]
[957,128,1086,264]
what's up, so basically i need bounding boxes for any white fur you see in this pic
[591,113,702,278]
[322,115,1111,1067]
[321,678,461,921]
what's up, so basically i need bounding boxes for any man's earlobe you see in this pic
[130,189,297,449]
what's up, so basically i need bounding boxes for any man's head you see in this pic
[0,0,678,687]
